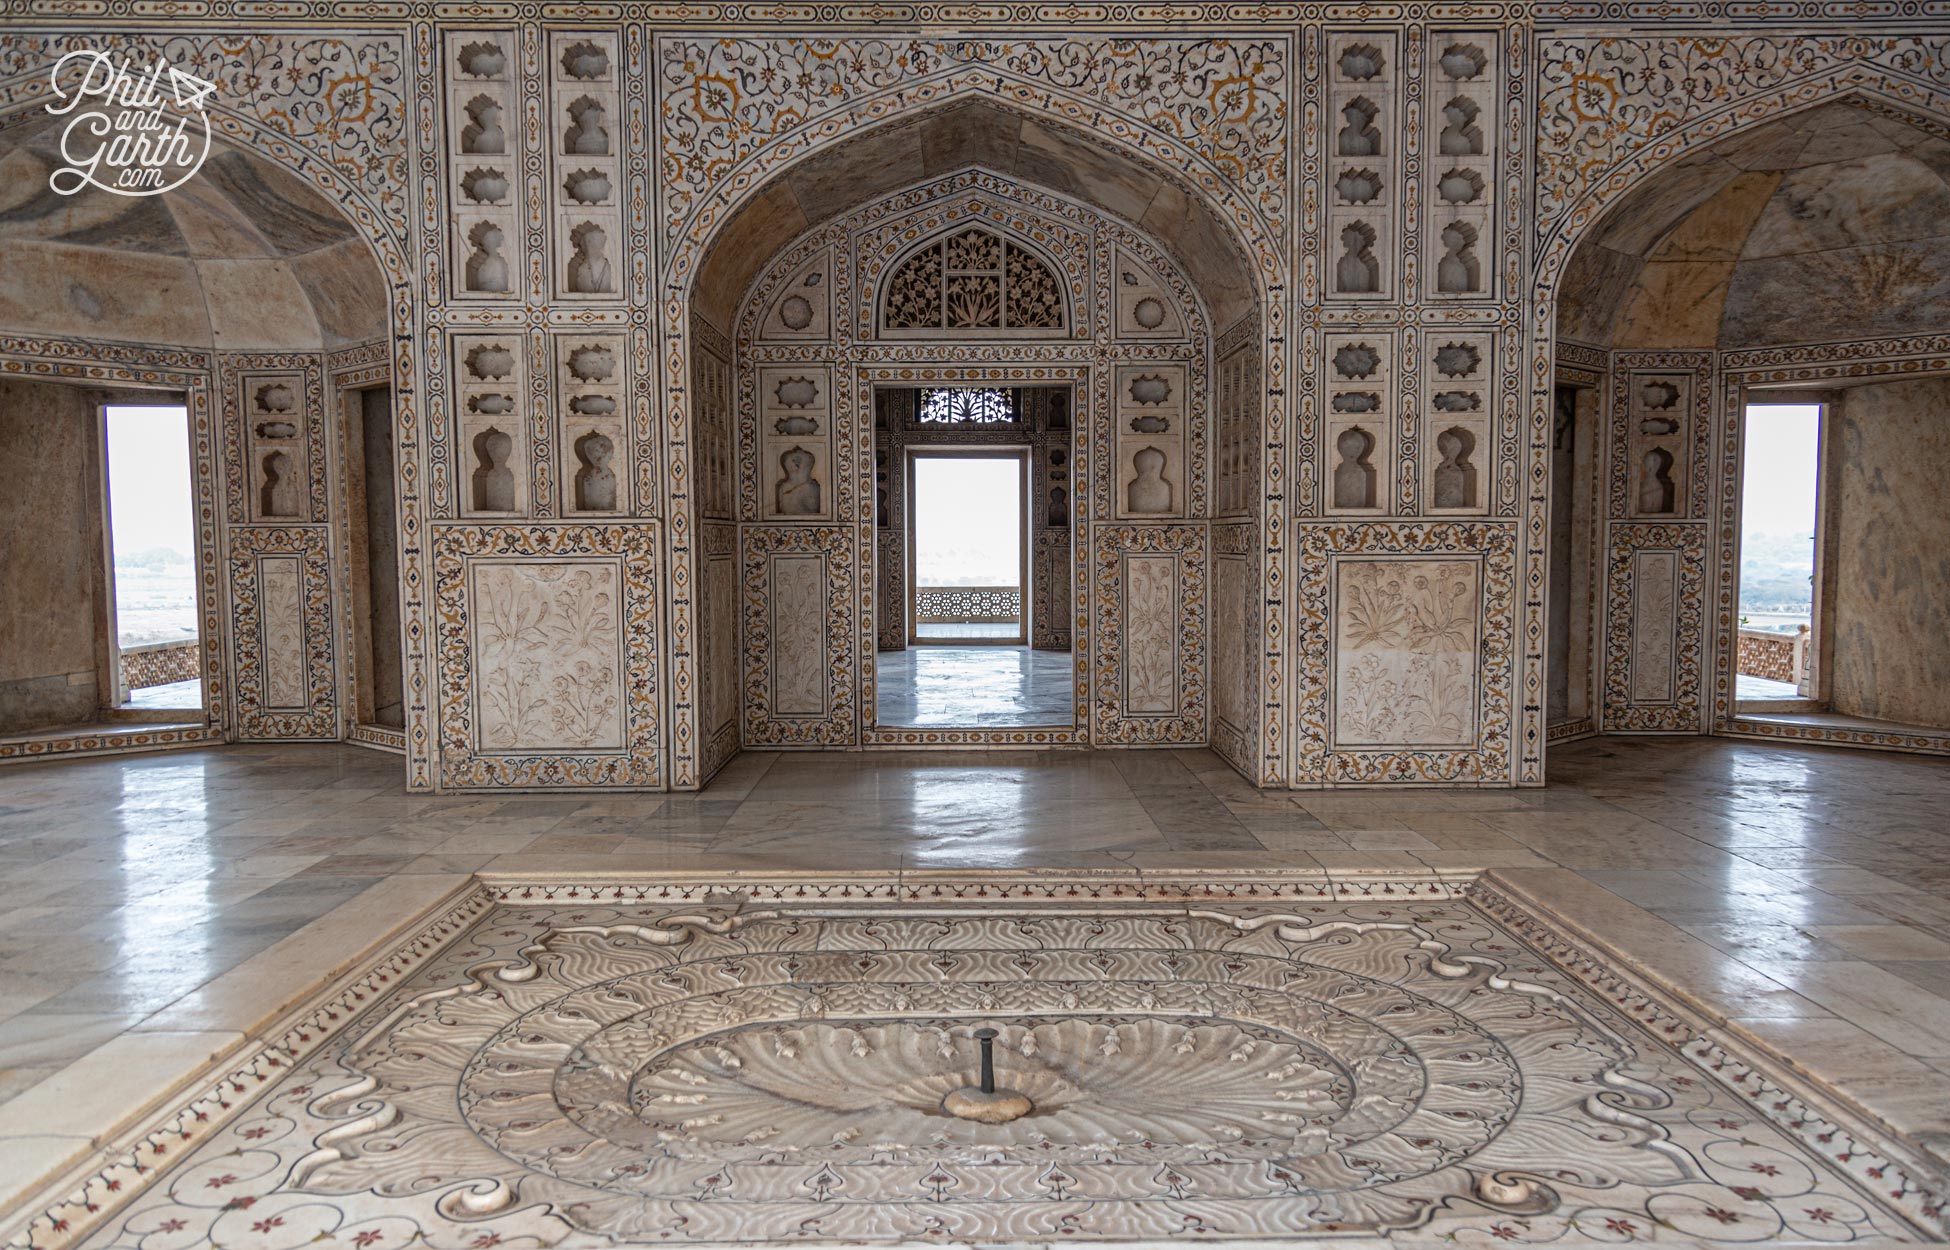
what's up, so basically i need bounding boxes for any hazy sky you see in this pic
[105,405,196,558]
[914,456,1022,585]
[1740,403,1820,538]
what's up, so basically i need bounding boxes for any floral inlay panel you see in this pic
[432,524,661,790]
[1295,522,1516,785]
[1333,559,1481,751]
[228,528,337,741]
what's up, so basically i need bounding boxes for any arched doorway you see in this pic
[1546,96,1950,755]
[675,100,1271,780]
[0,117,398,751]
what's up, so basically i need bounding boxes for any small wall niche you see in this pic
[1325,31,1399,303]
[243,372,311,522]
[1626,370,1692,519]
[442,30,519,302]
[1323,332,1393,515]
[547,29,623,303]
[556,333,628,516]
[453,334,528,517]
[1421,330,1492,515]
[1424,29,1498,301]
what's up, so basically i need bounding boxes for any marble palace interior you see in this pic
[5,7,1950,1247]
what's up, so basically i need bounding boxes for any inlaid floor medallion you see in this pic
[23,875,1946,1247]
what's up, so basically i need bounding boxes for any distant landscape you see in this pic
[1738,530,1813,633]
[115,547,200,649]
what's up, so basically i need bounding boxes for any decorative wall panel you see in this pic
[442,29,521,301]
[1295,522,1515,785]
[1093,526,1205,744]
[229,529,336,741]
[1421,332,1492,515]
[451,335,530,519]
[1211,523,1257,775]
[1322,333,1392,515]
[554,333,628,517]
[742,527,854,747]
[1425,31,1498,300]
[432,524,661,789]
[546,29,622,304]
[698,522,741,780]
[1603,523,1707,734]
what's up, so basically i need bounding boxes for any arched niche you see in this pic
[1545,93,1950,757]
[685,147,1261,776]
[0,117,400,751]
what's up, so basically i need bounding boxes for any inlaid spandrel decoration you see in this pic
[555,335,627,516]
[1113,364,1185,520]
[1332,557,1481,749]
[1626,371,1691,518]
[758,365,834,520]
[1426,32,1497,299]
[242,373,310,522]
[548,30,623,302]
[51,883,1940,1248]
[443,30,519,300]
[1322,333,1392,516]
[1326,32,1398,301]
[880,227,1068,336]
[758,249,832,341]
[1422,331,1492,515]
[452,335,529,518]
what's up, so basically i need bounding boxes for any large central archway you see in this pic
[665,90,1279,784]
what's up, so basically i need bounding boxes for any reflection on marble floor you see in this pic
[876,645,1073,727]
[3,737,1950,1239]
[36,880,1950,1247]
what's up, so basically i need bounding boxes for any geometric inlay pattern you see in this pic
[48,876,1945,1248]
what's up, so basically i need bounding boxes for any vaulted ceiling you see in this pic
[1559,101,1950,350]
[0,117,386,350]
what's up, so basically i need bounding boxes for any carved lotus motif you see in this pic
[1132,296,1167,329]
[1333,343,1381,379]
[560,40,609,79]
[1338,43,1383,80]
[1332,392,1381,413]
[1128,374,1171,405]
[1437,168,1484,204]
[567,346,615,382]
[469,393,515,415]
[774,414,818,435]
[564,169,611,204]
[1433,390,1482,412]
[468,344,516,380]
[254,383,295,413]
[1640,380,1681,409]
[457,41,506,77]
[1439,43,1488,79]
[569,394,617,416]
[1433,342,1482,378]
[775,377,819,408]
[462,169,510,204]
[1336,169,1381,203]
[778,294,815,330]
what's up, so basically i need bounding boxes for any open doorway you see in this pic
[104,403,205,715]
[1735,399,1822,711]
[873,386,1074,730]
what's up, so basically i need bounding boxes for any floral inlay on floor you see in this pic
[20,874,1947,1247]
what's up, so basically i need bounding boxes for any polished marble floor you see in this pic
[875,644,1073,726]
[2,735,1950,1237]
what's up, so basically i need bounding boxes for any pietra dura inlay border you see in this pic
[11,871,1944,1250]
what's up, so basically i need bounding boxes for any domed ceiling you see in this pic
[1558,100,1950,350]
[0,117,386,350]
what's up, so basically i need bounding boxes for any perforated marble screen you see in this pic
[23,876,1946,1248]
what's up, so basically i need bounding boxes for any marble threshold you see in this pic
[1,866,1947,1248]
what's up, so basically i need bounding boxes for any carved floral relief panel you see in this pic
[741,527,854,746]
[1332,558,1481,750]
[1295,522,1515,785]
[470,561,626,753]
[228,528,337,741]
[1604,523,1707,734]
[1093,526,1205,744]
[432,524,661,789]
